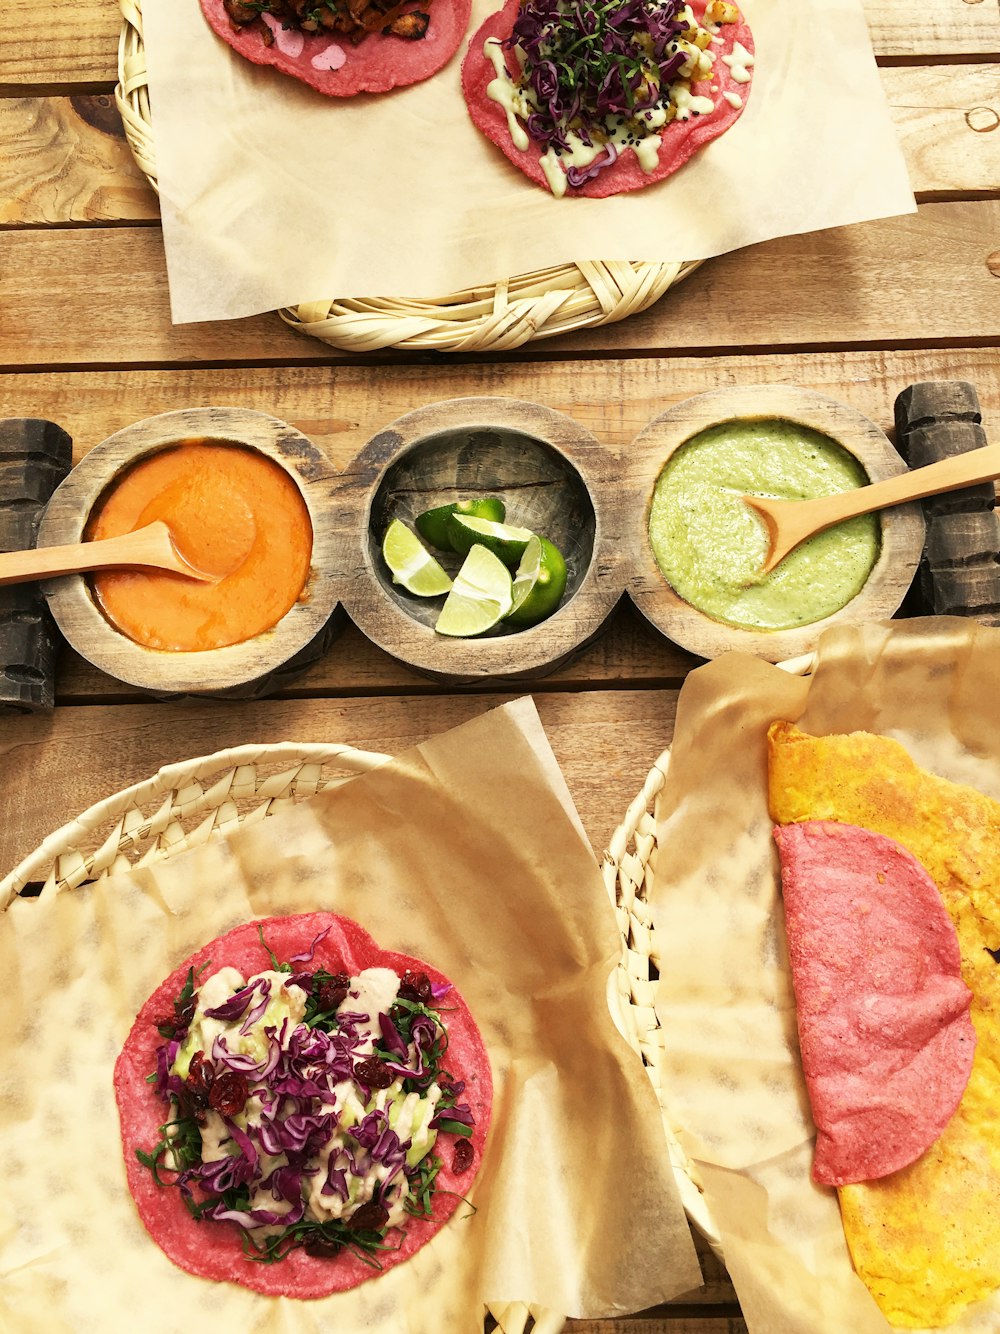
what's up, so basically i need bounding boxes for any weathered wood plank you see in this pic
[884,64,1000,196]
[2,64,996,225]
[1,350,997,465]
[1,0,121,87]
[2,0,996,88]
[0,686,681,884]
[0,95,158,224]
[1,202,998,367]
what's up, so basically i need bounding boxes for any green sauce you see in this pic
[648,418,881,631]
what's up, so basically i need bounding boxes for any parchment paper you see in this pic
[140,0,915,322]
[0,697,701,1334]
[651,617,1000,1334]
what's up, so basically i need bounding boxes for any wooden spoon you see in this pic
[0,521,217,587]
[745,443,1000,576]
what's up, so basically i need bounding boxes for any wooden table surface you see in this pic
[2,2,999,1330]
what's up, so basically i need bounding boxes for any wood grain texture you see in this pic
[2,202,999,368]
[884,64,1000,197]
[0,95,158,224]
[1,0,120,86]
[1,350,996,466]
[0,686,681,884]
[2,0,996,89]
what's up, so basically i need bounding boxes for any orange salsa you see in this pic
[85,441,313,652]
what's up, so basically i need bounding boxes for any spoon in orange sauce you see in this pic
[0,520,228,587]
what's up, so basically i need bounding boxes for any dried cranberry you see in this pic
[316,972,351,1012]
[348,1201,390,1232]
[452,1138,475,1173]
[209,1070,250,1117]
[398,970,432,1003]
[303,1235,343,1258]
[177,1051,212,1123]
[354,1056,393,1089]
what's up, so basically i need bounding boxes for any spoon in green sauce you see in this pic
[746,442,1000,576]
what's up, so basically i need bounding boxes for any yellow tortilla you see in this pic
[768,720,1000,1329]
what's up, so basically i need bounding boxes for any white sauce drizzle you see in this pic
[722,41,754,84]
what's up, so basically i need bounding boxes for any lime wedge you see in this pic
[448,515,534,566]
[381,518,452,597]
[415,496,506,552]
[506,535,568,627]
[435,545,513,637]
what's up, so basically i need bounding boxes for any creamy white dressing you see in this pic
[723,90,743,109]
[168,961,458,1242]
[338,966,401,1054]
[722,40,754,83]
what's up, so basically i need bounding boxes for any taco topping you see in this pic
[464,0,753,198]
[224,0,433,46]
[135,927,477,1268]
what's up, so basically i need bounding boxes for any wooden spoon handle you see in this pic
[825,442,1000,525]
[0,522,201,587]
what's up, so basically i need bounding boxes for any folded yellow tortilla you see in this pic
[768,720,1000,1329]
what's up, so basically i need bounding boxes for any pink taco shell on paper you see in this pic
[114,911,493,1299]
[201,0,473,96]
[461,0,754,198]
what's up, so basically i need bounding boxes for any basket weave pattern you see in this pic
[114,0,697,353]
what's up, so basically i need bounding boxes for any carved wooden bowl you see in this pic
[341,398,625,683]
[624,385,927,663]
[36,407,342,697]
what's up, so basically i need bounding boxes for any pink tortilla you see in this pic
[114,912,492,1298]
[774,821,975,1187]
[461,0,753,197]
[200,0,472,96]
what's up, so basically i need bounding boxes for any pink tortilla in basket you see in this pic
[114,912,492,1298]
[200,0,473,96]
[461,0,753,197]
[774,821,975,1188]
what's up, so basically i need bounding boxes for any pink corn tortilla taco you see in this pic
[114,912,492,1298]
[201,0,473,96]
[774,821,975,1187]
[461,0,753,198]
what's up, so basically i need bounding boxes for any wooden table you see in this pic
[1,2,998,1330]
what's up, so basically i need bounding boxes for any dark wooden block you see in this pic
[925,512,1000,569]
[922,483,997,518]
[895,381,982,438]
[901,420,989,469]
[929,565,1000,617]
[0,418,73,712]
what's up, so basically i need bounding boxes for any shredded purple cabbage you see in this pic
[499,0,703,187]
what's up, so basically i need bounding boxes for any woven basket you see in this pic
[114,0,698,353]
[1,741,674,1334]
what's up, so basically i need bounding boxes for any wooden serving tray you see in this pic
[33,392,926,693]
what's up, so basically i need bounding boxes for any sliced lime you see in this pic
[448,515,534,567]
[506,535,569,627]
[381,518,452,597]
[415,496,506,552]
[435,545,513,637]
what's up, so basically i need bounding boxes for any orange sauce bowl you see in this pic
[37,409,342,697]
